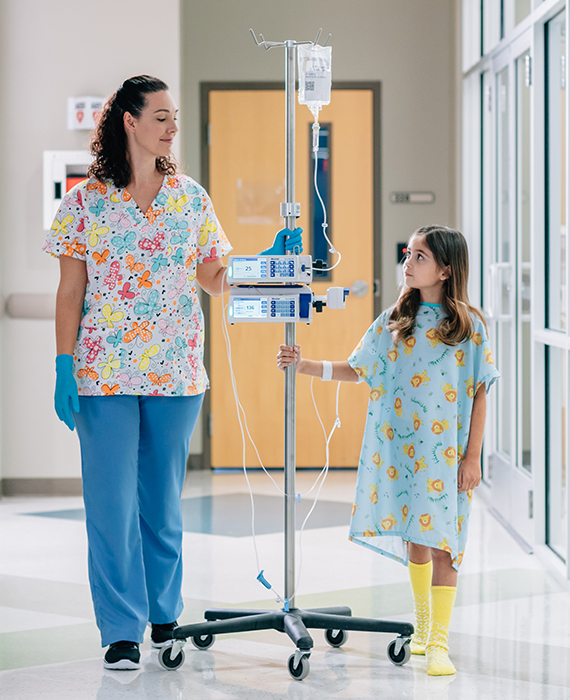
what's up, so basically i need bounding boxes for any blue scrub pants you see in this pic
[74,394,204,647]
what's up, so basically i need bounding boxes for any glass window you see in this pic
[481,70,494,483]
[496,67,512,457]
[483,0,502,55]
[546,11,567,332]
[515,0,531,26]
[310,123,332,278]
[546,346,567,562]
[482,71,493,312]
[517,50,532,473]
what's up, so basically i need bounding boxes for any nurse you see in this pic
[44,75,302,669]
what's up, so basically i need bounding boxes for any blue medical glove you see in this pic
[55,354,80,431]
[259,227,303,256]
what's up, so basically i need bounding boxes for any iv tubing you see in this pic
[290,378,342,599]
[220,273,343,601]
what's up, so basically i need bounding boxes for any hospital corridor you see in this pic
[1,0,570,698]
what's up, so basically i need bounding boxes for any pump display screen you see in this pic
[231,258,267,280]
[232,298,267,319]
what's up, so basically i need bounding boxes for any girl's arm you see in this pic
[277,344,360,382]
[56,256,88,355]
[457,383,486,492]
[196,258,231,297]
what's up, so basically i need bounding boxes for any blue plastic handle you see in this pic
[257,570,272,590]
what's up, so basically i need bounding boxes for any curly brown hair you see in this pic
[388,225,486,346]
[88,75,177,189]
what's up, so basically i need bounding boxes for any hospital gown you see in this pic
[347,302,500,570]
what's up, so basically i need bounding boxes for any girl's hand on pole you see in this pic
[457,455,481,492]
[277,344,302,371]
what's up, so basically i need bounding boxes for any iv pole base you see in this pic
[165,606,414,679]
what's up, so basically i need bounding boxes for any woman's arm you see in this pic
[277,344,360,382]
[56,256,88,355]
[457,383,486,492]
[196,258,231,297]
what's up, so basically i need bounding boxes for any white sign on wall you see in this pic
[67,96,104,130]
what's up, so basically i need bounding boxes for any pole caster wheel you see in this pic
[158,643,186,670]
[325,629,348,648]
[387,638,411,666]
[191,634,215,650]
[288,653,310,681]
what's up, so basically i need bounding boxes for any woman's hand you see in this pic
[457,455,481,492]
[277,344,304,372]
[54,354,79,431]
[259,227,303,256]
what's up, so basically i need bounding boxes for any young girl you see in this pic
[277,225,499,676]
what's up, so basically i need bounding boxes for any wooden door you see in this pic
[207,88,376,468]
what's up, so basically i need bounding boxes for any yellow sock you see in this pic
[426,585,457,676]
[408,560,432,655]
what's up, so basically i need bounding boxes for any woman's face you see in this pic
[124,90,178,159]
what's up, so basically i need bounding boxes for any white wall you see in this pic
[180,0,459,308]
[0,0,180,484]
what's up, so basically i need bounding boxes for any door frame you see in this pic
[483,30,535,549]
[198,80,382,469]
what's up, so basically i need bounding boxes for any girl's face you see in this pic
[403,234,450,302]
[124,90,178,160]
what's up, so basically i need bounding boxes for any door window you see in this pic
[516,49,532,473]
[546,346,567,561]
[496,66,513,458]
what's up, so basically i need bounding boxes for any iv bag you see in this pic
[298,44,332,111]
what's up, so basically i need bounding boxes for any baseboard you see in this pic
[0,459,209,496]
[487,506,534,555]
[186,453,206,471]
[0,478,83,497]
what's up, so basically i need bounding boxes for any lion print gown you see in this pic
[347,302,500,570]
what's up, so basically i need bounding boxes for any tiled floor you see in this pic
[1,469,569,699]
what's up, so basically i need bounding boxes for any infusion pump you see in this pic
[227,254,348,325]
[228,285,313,324]
[227,255,313,284]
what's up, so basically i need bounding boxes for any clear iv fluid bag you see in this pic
[298,44,332,114]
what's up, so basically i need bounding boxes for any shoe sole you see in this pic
[151,639,173,649]
[104,659,140,670]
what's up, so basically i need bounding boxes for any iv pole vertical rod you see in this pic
[284,39,296,608]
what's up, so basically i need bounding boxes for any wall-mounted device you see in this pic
[227,255,313,284]
[43,150,93,230]
[389,191,435,204]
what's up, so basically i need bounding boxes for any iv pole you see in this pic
[161,30,414,682]
[283,35,299,612]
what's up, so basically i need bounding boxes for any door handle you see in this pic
[350,280,369,297]
[373,279,381,297]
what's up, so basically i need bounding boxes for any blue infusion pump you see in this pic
[227,255,313,284]
[228,286,313,324]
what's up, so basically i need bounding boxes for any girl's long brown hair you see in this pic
[388,225,486,346]
[88,75,177,189]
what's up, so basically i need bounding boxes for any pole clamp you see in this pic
[280,203,301,218]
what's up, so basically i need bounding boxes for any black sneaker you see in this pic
[104,641,140,670]
[151,621,179,648]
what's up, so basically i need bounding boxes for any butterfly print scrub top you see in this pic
[43,174,232,397]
